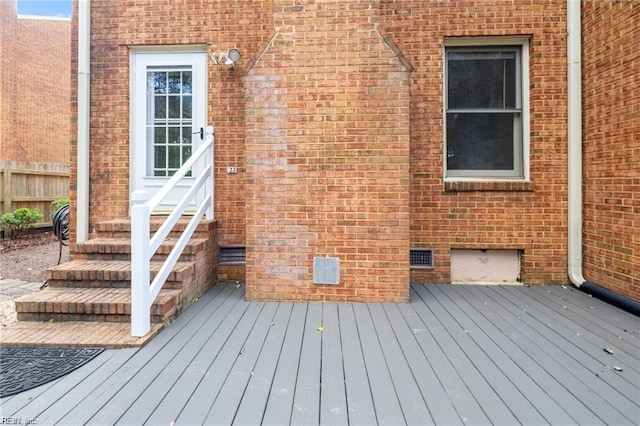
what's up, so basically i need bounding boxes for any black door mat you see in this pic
[0,346,104,398]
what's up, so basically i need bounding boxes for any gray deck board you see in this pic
[144,286,251,425]
[176,302,266,424]
[411,285,521,425]
[439,285,577,423]
[261,303,307,426]
[203,302,279,425]
[21,348,137,425]
[397,297,488,425]
[232,302,294,425]
[4,283,639,426]
[336,303,377,426]
[472,285,631,425]
[1,369,59,415]
[524,286,640,369]
[352,302,406,425]
[383,302,463,425]
[500,286,640,400]
[114,284,246,425]
[289,302,322,426]
[489,286,638,423]
[54,283,227,424]
[368,303,433,425]
[422,285,550,425]
[1,348,135,418]
[449,284,603,425]
[494,285,640,422]
[531,285,640,343]
[77,284,238,425]
[319,303,348,425]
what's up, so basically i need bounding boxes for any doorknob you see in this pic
[193,127,204,140]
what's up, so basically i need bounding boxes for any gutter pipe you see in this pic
[566,0,640,316]
[76,0,90,243]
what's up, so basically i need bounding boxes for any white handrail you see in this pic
[130,126,214,337]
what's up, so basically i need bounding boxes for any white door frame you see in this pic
[130,48,208,214]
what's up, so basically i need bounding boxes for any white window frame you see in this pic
[443,36,530,181]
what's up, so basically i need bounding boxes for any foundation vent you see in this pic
[410,248,434,269]
[218,246,246,265]
[313,257,340,285]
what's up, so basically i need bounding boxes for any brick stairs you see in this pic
[2,218,217,348]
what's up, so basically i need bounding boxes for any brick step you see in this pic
[0,321,163,348]
[15,287,179,323]
[73,237,209,261]
[95,217,216,239]
[46,259,196,289]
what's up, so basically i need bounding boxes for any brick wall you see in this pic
[245,0,411,302]
[582,1,639,301]
[77,0,572,297]
[69,0,271,244]
[382,0,569,285]
[0,2,70,164]
[0,1,15,155]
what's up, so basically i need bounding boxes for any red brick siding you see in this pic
[69,0,271,246]
[381,0,569,285]
[0,2,70,164]
[75,0,573,296]
[582,1,639,301]
[245,0,411,302]
[0,1,16,155]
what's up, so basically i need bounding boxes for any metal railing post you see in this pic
[130,189,151,337]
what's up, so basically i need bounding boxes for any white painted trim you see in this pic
[17,15,71,21]
[76,0,90,243]
[567,0,585,286]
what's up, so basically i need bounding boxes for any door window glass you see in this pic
[147,67,193,177]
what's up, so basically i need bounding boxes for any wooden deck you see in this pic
[2,282,639,425]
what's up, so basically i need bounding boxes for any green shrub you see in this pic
[51,198,70,211]
[51,198,70,219]
[0,208,44,240]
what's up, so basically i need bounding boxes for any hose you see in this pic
[52,204,70,264]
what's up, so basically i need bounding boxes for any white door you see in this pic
[131,51,207,214]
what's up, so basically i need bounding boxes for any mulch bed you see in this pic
[0,231,58,254]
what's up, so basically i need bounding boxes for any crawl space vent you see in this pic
[218,246,246,265]
[410,248,434,269]
[313,257,340,285]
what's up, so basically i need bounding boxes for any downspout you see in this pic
[567,0,640,315]
[76,0,90,242]
[567,0,584,287]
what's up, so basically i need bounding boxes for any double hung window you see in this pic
[445,38,529,179]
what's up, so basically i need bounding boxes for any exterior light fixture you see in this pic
[226,48,241,63]
[211,48,241,69]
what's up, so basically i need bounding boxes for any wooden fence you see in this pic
[0,161,70,229]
